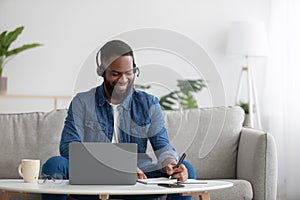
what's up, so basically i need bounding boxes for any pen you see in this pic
[169,153,186,179]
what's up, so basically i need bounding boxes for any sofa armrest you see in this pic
[237,127,278,200]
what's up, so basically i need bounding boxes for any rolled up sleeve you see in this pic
[148,99,178,167]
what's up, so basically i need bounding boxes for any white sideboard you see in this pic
[0,94,72,113]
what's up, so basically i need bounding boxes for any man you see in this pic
[42,40,196,200]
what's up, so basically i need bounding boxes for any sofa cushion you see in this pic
[208,179,253,200]
[0,109,67,179]
[163,106,244,179]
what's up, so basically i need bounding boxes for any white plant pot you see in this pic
[243,114,251,127]
[0,77,7,95]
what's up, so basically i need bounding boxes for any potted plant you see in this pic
[238,101,250,126]
[0,26,41,94]
[135,79,206,110]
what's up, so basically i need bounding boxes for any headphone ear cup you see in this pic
[96,50,105,77]
[97,64,105,77]
[135,67,140,77]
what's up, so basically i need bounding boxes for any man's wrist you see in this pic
[162,158,177,171]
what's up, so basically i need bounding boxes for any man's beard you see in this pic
[104,78,134,102]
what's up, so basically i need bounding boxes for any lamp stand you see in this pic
[235,64,262,129]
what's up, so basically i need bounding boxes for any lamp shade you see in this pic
[226,21,269,57]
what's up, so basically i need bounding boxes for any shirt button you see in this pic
[109,132,113,135]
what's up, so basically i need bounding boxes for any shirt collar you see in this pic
[96,83,133,110]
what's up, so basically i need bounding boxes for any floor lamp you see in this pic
[226,21,269,129]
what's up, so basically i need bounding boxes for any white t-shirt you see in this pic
[110,103,120,143]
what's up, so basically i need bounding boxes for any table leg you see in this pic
[199,192,210,200]
[181,191,210,200]
[0,191,9,200]
[0,191,30,200]
[99,194,109,200]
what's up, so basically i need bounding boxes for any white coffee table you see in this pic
[0,179,233,200]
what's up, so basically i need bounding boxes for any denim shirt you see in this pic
[59,84,178,171]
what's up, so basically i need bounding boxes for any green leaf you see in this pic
[177,79,206,93]
[2,26,24,51]
[238,101,249,114]
[158,79,206,110]
[178,92,198,109]
[0,31,7,46]
[159,91,179,110]
[134,84,151,90]
[136,79,206,110]
[0,48,5,57]
[0,31,8,57]
[0,56,5,76]
[6,43,41,57]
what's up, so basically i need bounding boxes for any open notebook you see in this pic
[137,177,207,185]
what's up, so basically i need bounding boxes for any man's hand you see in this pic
[136,167,147,179]
[163,159,188,182]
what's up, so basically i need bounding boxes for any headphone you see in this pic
[96,49,140,77]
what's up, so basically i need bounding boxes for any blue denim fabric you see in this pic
[41,156,196,200]
[60,84,178,171]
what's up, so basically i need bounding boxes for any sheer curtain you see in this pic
[262,0,300,199]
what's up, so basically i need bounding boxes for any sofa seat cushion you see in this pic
[209,179,253,200]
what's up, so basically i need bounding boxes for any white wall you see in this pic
[0,0,270,112]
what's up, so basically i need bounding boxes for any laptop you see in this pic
[69,142,137,185]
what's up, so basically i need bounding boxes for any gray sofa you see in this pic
[0,106,277,200]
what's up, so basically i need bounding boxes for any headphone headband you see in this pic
[96,49,139,77]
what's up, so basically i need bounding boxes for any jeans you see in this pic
[41,156,196,200]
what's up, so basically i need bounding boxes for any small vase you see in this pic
[0,77,7,95]
[243,114,251,127]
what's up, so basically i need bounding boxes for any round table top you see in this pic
[0,179,233,195]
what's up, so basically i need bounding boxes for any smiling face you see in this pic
[103,55,135,104]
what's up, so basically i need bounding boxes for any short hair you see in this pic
[100,40,134,65]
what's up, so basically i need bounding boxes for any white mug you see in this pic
[18,159,40,183]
